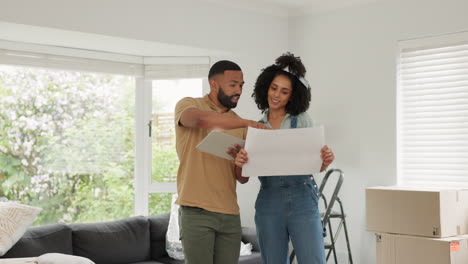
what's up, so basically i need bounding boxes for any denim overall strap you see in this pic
[290,115,298,129]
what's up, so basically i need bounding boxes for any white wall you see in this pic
[5,0,467,262]
[289,0,468,263]
[0,0,289,227]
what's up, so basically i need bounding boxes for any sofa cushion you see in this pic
[0,202,42,256]
[148,213,169,260]
[2,223,72,258]
[36,253,95,264]
[71,216,150,264]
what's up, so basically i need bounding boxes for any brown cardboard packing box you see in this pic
[376,233,468,264]
[366,186,468,238]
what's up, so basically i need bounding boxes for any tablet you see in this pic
[196,131,245,160]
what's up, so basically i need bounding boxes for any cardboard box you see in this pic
[376,233,468,264]
[366,186,468,238]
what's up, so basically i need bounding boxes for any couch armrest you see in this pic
[241,227,259,252]
[1,223,73,258]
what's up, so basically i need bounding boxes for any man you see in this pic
[174,60,266,264]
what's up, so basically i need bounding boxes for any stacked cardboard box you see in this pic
[366,186,468,264]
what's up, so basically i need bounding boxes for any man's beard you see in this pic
[218,87,239,109]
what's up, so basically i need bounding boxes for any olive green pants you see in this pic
[179,206,241,264]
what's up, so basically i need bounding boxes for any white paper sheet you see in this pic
[242,127,325,177]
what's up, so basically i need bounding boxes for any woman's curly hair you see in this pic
[252,52,311,116]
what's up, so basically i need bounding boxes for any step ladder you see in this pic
[289,169,353,264]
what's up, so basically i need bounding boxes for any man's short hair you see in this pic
[208,60,242,79]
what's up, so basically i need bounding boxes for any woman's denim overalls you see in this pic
[255,115,326,264]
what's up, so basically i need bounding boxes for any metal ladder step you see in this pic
[320,211,346,218]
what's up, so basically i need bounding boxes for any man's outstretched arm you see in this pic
[179,107,266,130]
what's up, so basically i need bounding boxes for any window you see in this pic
[135,60,209,216]
[397,32,468,188]
[0,44,210,223]
[146,79,203,215]
[152,79,203,183]
[0,64,135,224]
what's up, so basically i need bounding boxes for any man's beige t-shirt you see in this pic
[174,95,246,215]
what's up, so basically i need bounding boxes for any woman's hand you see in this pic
[320,145,334,172]
[235,148,249,168]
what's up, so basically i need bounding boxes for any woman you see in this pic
[235,53,334,264]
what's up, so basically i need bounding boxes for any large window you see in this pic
[0,65,135,224]
[397,32,468,188]
[0,45,209,223]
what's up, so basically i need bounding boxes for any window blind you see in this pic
[0,41,210,80]
[0,48,144,76]
[397,36,468,188]
[144,57,210,80]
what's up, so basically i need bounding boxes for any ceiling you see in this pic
[198,0,379,16]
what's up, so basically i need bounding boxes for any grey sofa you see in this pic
[0,213,261,264]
